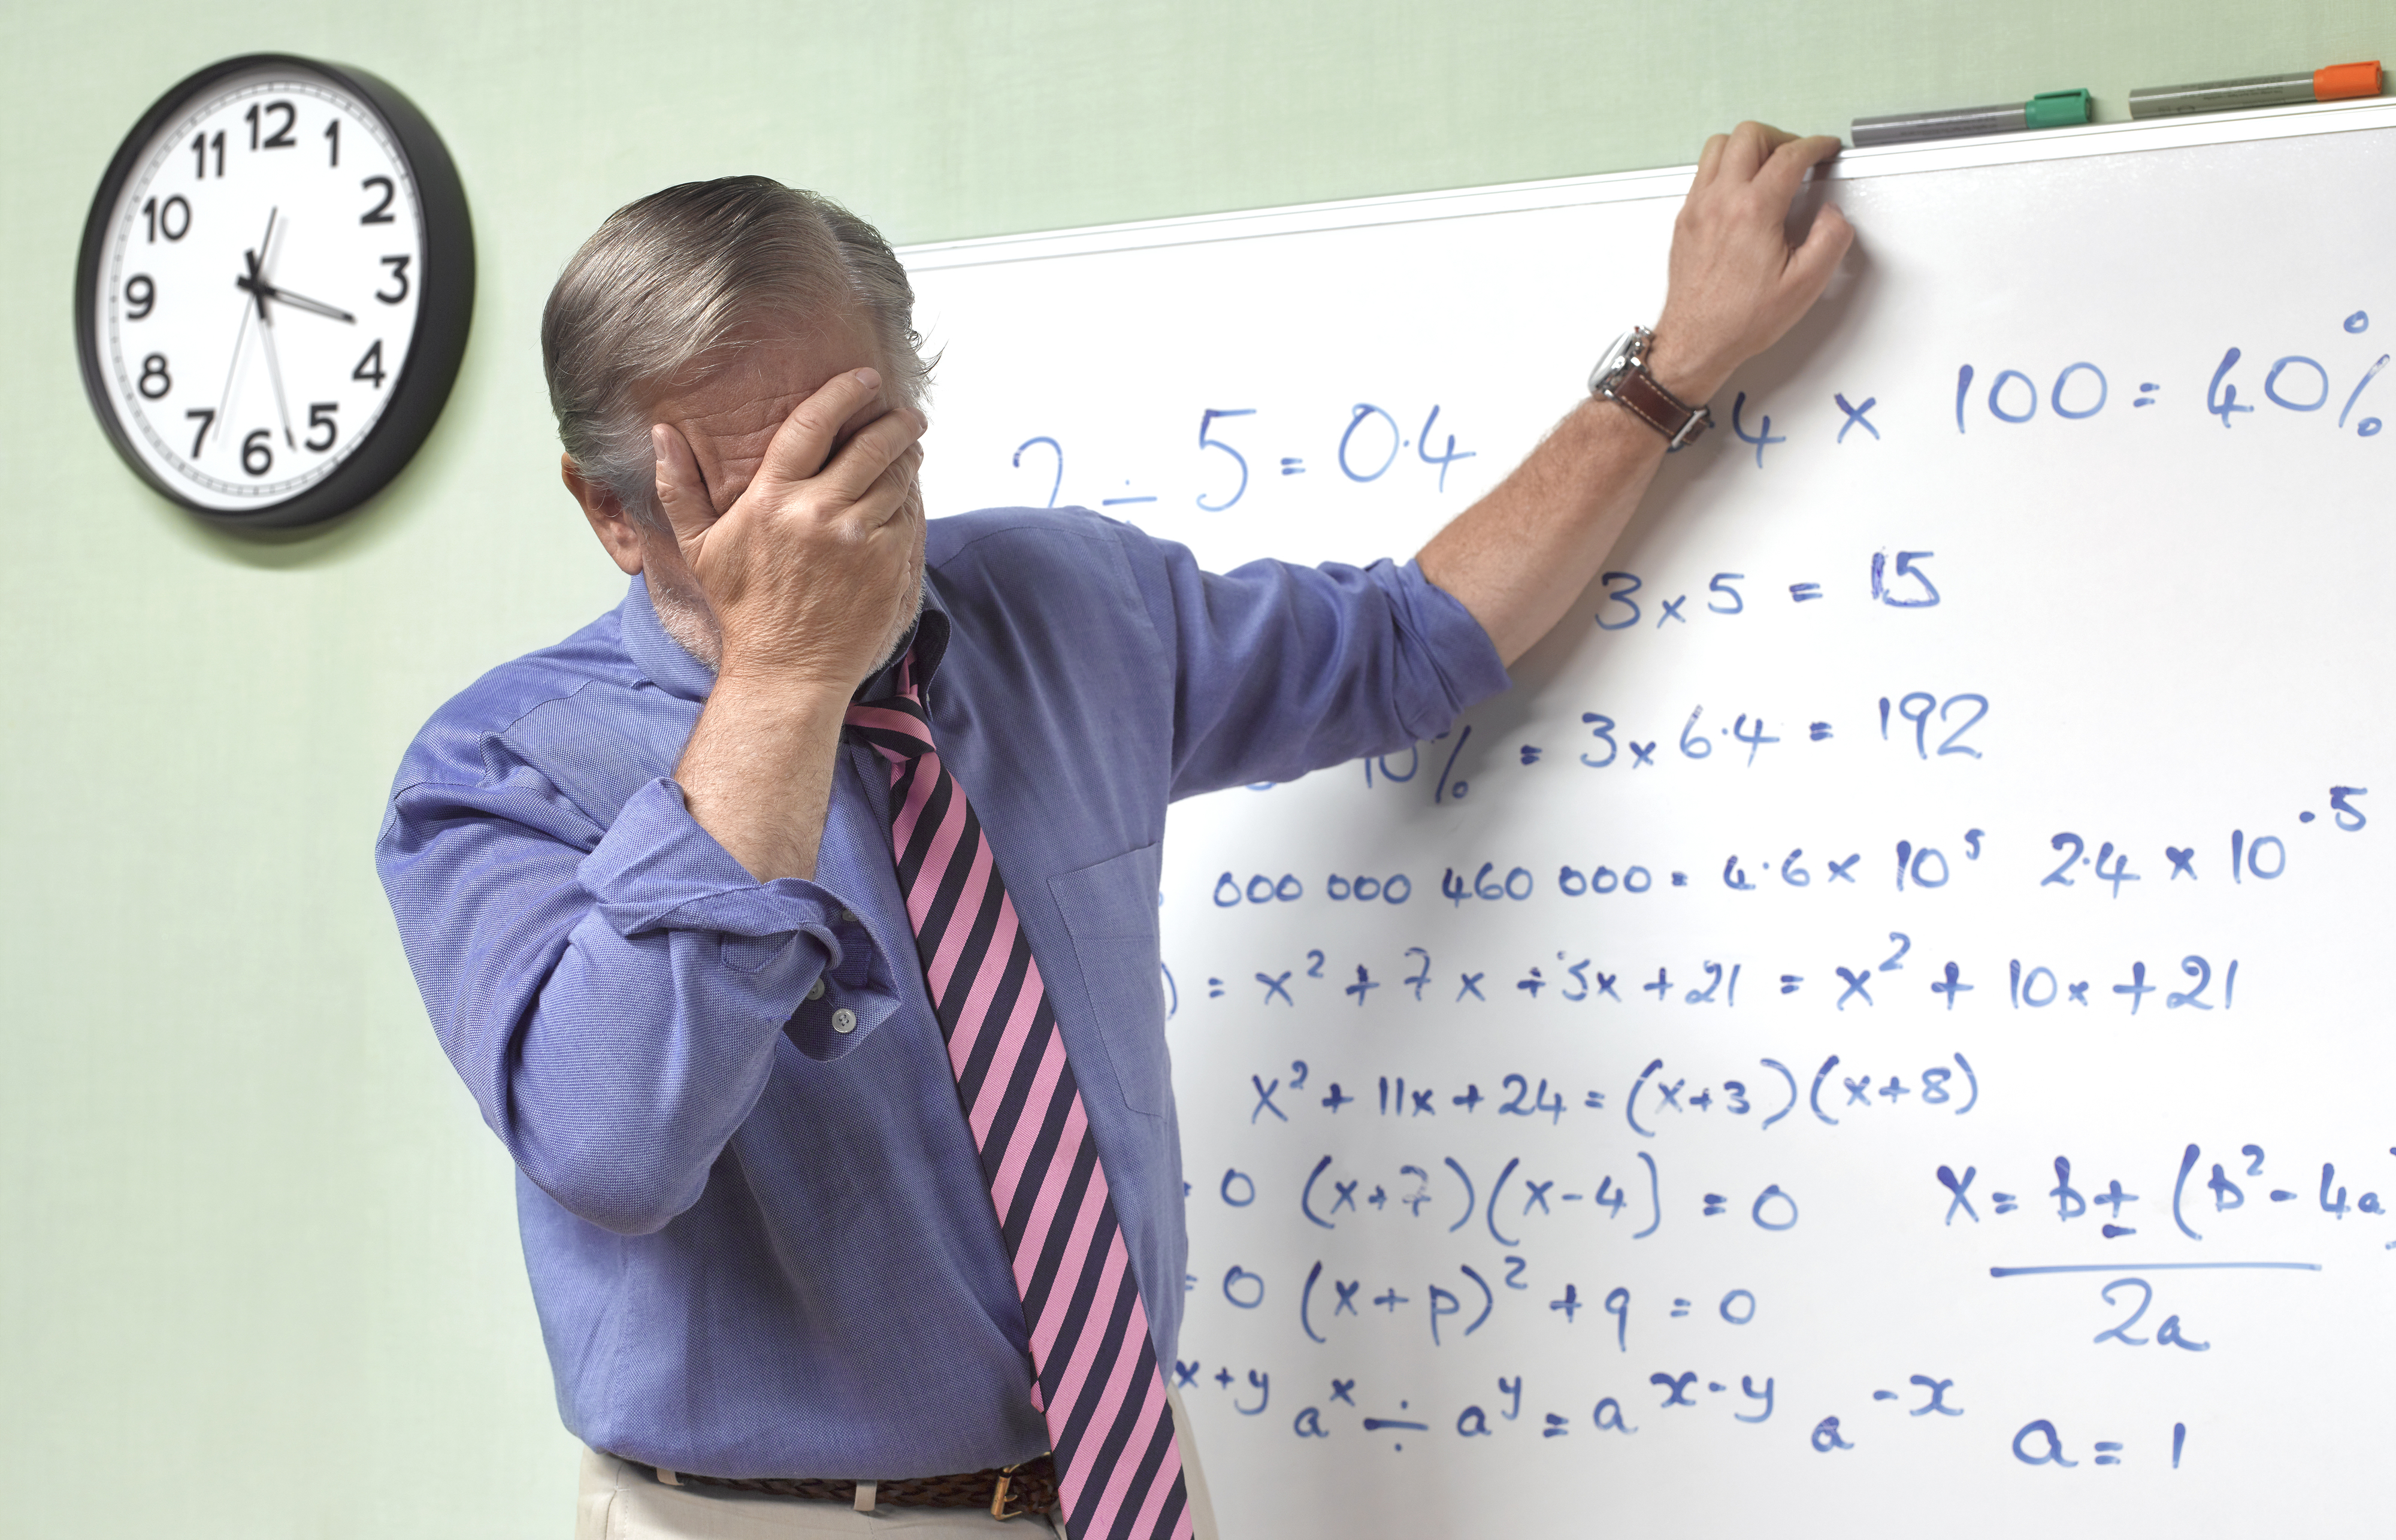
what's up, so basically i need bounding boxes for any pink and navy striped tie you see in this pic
[845,656,1191,1540]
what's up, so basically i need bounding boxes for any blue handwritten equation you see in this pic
[1206,774,2364,901]
[1183,942,2243,1019]
[1170,1356,2214,1475]
[1008,399,1482,513]
[1236,1053,1982,1136]
[995,313,2381,524]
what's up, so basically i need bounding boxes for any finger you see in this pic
[1755,132,1844,202]
[1745,123,1803,156]
[1690,132,1731,191]
[751,367,889,490]
[844,444,924,534]
[651,423,714,537]
[1780,201,1855,299]
[1716,121,1776,183]
[812,405,928,505]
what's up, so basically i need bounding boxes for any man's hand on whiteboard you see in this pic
[1414,122,1851,667]
[1649,123,1852,402]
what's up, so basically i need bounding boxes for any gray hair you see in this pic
[541,176,934,527]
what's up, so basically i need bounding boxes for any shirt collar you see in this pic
[619,571,952,705]
[858,584,951,703]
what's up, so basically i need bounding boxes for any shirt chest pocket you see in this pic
[1048,843,1169,1118]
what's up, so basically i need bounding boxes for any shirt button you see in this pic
[840,908,858,923]
[807,979,825,1002]
[832,1007,858,1034]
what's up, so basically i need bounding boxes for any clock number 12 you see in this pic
[244,101,297,152]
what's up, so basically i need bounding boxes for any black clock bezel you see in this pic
[74,53,475,533]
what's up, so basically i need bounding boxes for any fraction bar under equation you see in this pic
[1989,1261,2322,1277]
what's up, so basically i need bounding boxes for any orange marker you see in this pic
[2129,60,2382,118]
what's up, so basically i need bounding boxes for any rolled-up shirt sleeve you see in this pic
[1114,526,1511,798]
[379,764,900,1236]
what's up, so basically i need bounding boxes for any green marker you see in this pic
[1852,89,2092,147]
[2129,60,2381,119]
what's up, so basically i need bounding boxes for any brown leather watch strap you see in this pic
[1605,362,1711,447]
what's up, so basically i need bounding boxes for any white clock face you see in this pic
[93,66,424,513]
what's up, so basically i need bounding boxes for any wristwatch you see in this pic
[1589,326,1713,449]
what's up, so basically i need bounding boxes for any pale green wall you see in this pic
[1,3,2383,1534]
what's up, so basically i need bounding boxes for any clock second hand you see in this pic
[257,301,297,451]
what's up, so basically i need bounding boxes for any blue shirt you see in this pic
[376,506,1505,1480]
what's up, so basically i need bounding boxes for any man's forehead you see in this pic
[664,305,879,431]
[654,302,890,511]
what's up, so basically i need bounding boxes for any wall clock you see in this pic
[75,55,473,531]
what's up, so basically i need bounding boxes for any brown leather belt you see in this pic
[668,1453,1058,1519]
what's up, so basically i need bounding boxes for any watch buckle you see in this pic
[1666,405,1714,451]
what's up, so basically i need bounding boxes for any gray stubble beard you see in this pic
[651,561,927,685]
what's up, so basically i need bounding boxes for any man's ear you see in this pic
[563,455,646,576]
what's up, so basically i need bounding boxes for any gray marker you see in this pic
[1852,88,2091,147]
[2129,61,2380,119]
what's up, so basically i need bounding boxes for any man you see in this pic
[377,123,1849,1539]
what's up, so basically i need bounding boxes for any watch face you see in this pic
[1589,328,1640,397]
[77,56,471,529]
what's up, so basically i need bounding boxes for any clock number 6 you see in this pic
[243,429,274,478]
[377,256,410,305]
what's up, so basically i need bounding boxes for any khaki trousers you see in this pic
[577,1387,1221,1540]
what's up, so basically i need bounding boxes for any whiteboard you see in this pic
[903,98,2396,1539]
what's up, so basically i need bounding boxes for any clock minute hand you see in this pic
[208,208,279,458]
[256,301,298,451]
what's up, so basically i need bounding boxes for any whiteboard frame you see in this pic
[901,96,2396,273]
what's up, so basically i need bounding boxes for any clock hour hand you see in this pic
[259,285,356,325]
[235,254,355,325]
[237,247,273,322]
[232,219,356,325]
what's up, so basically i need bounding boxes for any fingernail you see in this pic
[854,367,881,390]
